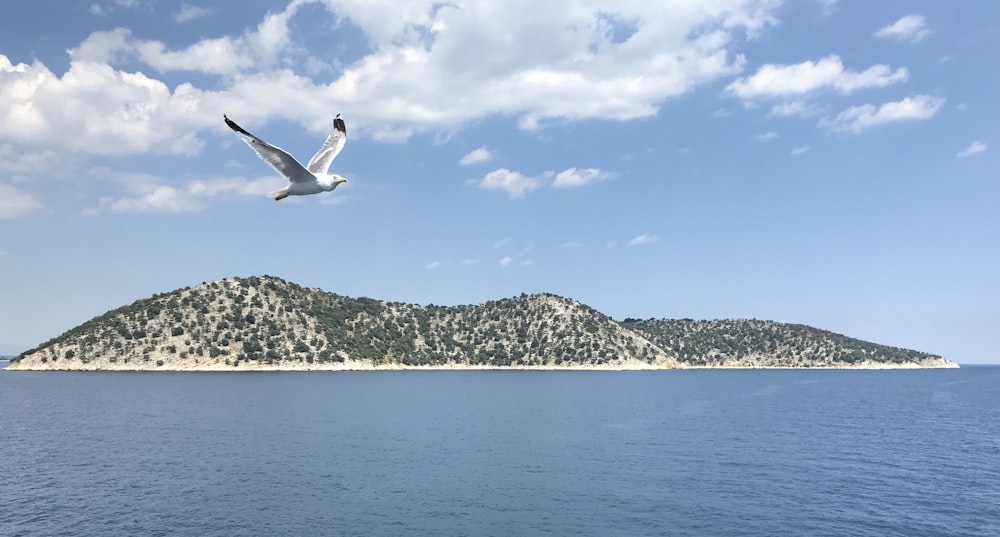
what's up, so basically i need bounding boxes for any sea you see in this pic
[1,367,998,537]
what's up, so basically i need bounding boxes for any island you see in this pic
[6,275,957,371]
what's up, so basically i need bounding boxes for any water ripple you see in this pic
[1,368,998,536]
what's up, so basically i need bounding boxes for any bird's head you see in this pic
[334,175,348,184]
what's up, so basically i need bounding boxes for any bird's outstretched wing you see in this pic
[224,115,313,183]
[306,114,347,175]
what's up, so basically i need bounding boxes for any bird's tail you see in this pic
[269,188,289,201]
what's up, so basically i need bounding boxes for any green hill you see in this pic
[622,318,952,368]
[9,275,677,370]
[7,275,955,370]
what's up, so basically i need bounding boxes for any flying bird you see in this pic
[224,113,348,201]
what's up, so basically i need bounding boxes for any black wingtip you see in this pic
[223,114,251,136]
[333,113,346,136]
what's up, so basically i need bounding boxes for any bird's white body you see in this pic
[224,114,348,201]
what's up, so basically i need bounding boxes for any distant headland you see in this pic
[6,275,957,371]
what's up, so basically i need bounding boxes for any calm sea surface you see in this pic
[2,367,998,536]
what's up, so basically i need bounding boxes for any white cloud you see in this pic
[560,241,583,248]
[0,53,209,156]
[727,55,907,99]
[84,174,281,215]
[89,185,202,215]
[174,4,213,23]
[480,166,611,198]
[2,1,785,156]
[628,234,660,246]
[957,141,987,159]
[499,256,513,267]
[0,183,44,219]
[135,37,254,75]
[493,238,512,249]
[820,95,945,134]
[519,260,533,268]
[316,1,772,131]
[186,176,277,197]
[0,3,306,157]
[769,101,819,118]
[790,146,810,155]
[874,15,930,43]
[460,147,494,166]
[0,144,68,175]
[89,0,144,17]
[552,168,609,189]
[755,131,778,142]
[425,261,440,270]
[478,169,543,199]
[69,23,266,76]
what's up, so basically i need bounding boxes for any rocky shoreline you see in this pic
[5,357,959,372]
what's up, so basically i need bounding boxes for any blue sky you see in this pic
[1,0,997,363]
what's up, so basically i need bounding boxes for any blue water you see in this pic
[2,368,998,536]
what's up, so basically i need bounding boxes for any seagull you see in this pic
[224,114,348,201]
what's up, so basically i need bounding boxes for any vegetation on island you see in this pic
[622,318,942,368]
[8,275,953,370]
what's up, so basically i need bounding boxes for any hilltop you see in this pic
[7,275,955,371]
[8,276,677,370]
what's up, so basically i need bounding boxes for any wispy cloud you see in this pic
[479,167,609,198]
[874,15,930,43]
[83,175,281,215]
[89,0,143,17]
[628,234,660,246]
[552,168,609,189]
[426,258,481,269]
[791,146,810,156]
[460,147,494,166]
[560,241,583,249]
[727,55,907,99]
[86,185,201,215]
[174,4,213,23]
[957,141,987,158]
[820,95,945,134]
[493,238,512,249]
[755,131,779,142]
[0,183,44,219]
[496,241,532,267]
[769,101,819,118]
